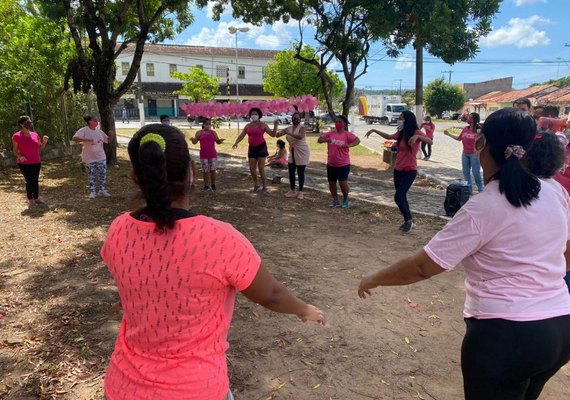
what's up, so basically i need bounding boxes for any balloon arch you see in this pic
[179,95,319,119]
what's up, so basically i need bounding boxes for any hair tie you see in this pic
[140,133,166,152]
[534,133,543,140]
[504,145,525,159]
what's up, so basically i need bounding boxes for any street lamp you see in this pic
[228,26,250,131]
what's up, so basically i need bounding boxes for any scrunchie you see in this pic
[504,145,525,159]
[140,133,166,152]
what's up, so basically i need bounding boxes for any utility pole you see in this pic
[415,45,424,123]
[441,70,453,84]
[394,79,403,95]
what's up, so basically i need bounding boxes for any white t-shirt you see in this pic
[73,126,108,163]
[425,179,570,321]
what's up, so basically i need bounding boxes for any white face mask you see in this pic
[250,115,259,121]
[397,120,404,131]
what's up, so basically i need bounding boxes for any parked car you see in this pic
[187,115,208,123]
[277,113,292,124]
[318,112,339,123]
[441,111,461,120]
[260,113,288,124]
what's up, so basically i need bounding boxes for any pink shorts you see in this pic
[200,158,217,173]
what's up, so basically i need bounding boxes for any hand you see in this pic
[219,138,225,143]
[364,130,373,138]
[358,276,378,299]
[17,155,27,162]
[298,304,326,325]
[443,130,450,136]
[232,143,238,150]
[408,135,419,146]
[273,120,279,126]
[341,143,349,148]
[42,135,49,143]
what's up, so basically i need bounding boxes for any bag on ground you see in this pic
[444,181,470,217]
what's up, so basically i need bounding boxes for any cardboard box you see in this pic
[383,149,396,165]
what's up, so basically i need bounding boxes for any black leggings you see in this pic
[288,149,306,191]
[393,169,417,222]
[462,315,570,400]
[18,163,41,200]
[421,142,432,158]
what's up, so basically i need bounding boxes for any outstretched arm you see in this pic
[232,126,248,149]
[443,130,461,141]
[365,129,397,140]
[264,123,276,137]
[213,131,225,144]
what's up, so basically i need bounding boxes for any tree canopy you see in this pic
[172,68,220,103]
[424,78,466,118]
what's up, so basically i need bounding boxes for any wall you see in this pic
[0,143,82,170]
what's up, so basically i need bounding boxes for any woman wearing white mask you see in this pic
[365,111,432,233]
[232,107,276,193]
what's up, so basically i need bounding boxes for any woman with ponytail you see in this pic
[359,108,570,400]
[101,124,325,400]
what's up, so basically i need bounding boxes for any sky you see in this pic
[165,0,570,92]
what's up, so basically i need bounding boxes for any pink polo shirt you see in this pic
[320,130,358,167]
[12,131,41,164]
[101,213,261,400]
[424,179,570,321]
[394,130,425,172]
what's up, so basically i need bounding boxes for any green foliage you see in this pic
[263,45,344,101]
[424,78,466,118]
[172,68,220,103]
[0,0,85,150]
[531,76,570,88]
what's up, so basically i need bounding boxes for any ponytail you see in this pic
[523,131,566,179]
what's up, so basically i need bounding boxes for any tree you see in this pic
[263,45,344,102]
[37,0,194,164]
[172,67,220,103]
[424,78,466,118]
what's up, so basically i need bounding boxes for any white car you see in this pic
[260,113,288,124]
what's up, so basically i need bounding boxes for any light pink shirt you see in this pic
[424,179,570,321]
[73,126,108,163]
[321,130,358,167]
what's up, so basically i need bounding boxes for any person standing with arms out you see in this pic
[190,118,225,192]
[365,111,432,233]
[102,124,325,400]
[72,114,114,199]
[318,115,360,209]
[274,112,310,200]
[420,115,435,160]
[359,108,570,400]
[12,115,49,207]
[232,107,276,194]
[444,112,484,194]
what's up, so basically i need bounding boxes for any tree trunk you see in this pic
[342,81,354,117]
[98,97,118,165]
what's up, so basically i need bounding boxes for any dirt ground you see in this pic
[0,148,569,400]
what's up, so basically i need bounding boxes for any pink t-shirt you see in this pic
[198,130,217,159]
[246,123,266,147]
[73,126,108,163]
[458,126,478,154]
[12,131,41,164]
[554,151,570,193]
[424,179,570,321]
[420,123,435,140]
[101,213,261,400]
[394,130,425,171]
[321,130,358,167]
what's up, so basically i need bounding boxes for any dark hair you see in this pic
[397,110,419,146]
[469,112,481,130]
[482,108,540,208]
[83,114,96,124]
[18,115,31,126]
[202,118,212,127]
[523,131,565,179]
[542,104,560,118]
[513,97,531,108]
[249,107,262,117]
[159,114,170,122]
[336,115,349,127]
[276,139,286,149]
[128,124,191,231]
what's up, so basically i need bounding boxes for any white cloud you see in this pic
[184,22,235,47]
[395,54,414,70]
[206,1,233,19]
[254,21,294,49]
[513,0,547,6]
[480,15,551,48]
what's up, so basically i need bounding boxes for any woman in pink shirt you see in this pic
[232,107,276,194]
[11,115,49,207]
[420,115,435,160]
[444,112,484,193]
[190,118,225,192]
[102,124,325,400]
[359,108,570,400]
[317,115,360,209]
[365,111,432,233]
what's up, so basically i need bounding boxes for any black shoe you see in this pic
[202,186,211,192]
[211,184,216,191]
[402,220,414,233]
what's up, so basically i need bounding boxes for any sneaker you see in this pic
[98,190,111,197]
[402,220,414,233]
[260,187,269,195]
[251,185,261,193]
[296,191,305,200]
[202,186,211,192]
[329,200,340,208]
[211,184,217,191]
[398,222,406,231]
[34,198,45,205]
[28,199,36,207]
[284,189,297,198]
[424,156,430,161]
[89,192,97,199]
[341,199,350,209]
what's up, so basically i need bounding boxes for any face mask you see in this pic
[163,120,171,126]
[397,120,404,131]
[250,115,259,121]
[88,121,98,128]
[467,118,473,124]
[335,122,345,131]
[292,118,300,125]
[203,124,211,130]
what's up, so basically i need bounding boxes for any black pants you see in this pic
[18,163,41,200]
[462,315,570,400]
[421,142,432,158]
[393,169,417,222]
[288,149,306,191]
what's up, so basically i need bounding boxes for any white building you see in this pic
[115,43,279,119]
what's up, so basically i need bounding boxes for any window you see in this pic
[146,63,155,77]
[195,64,204,70]
[238,66,245,79]
[169,64,177,75]
[121,62,129,75]
[216,65,228,78]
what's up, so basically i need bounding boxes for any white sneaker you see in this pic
[98,190,111,197]
[89,192,96,199]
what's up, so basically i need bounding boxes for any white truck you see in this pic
[358,95,408,125]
